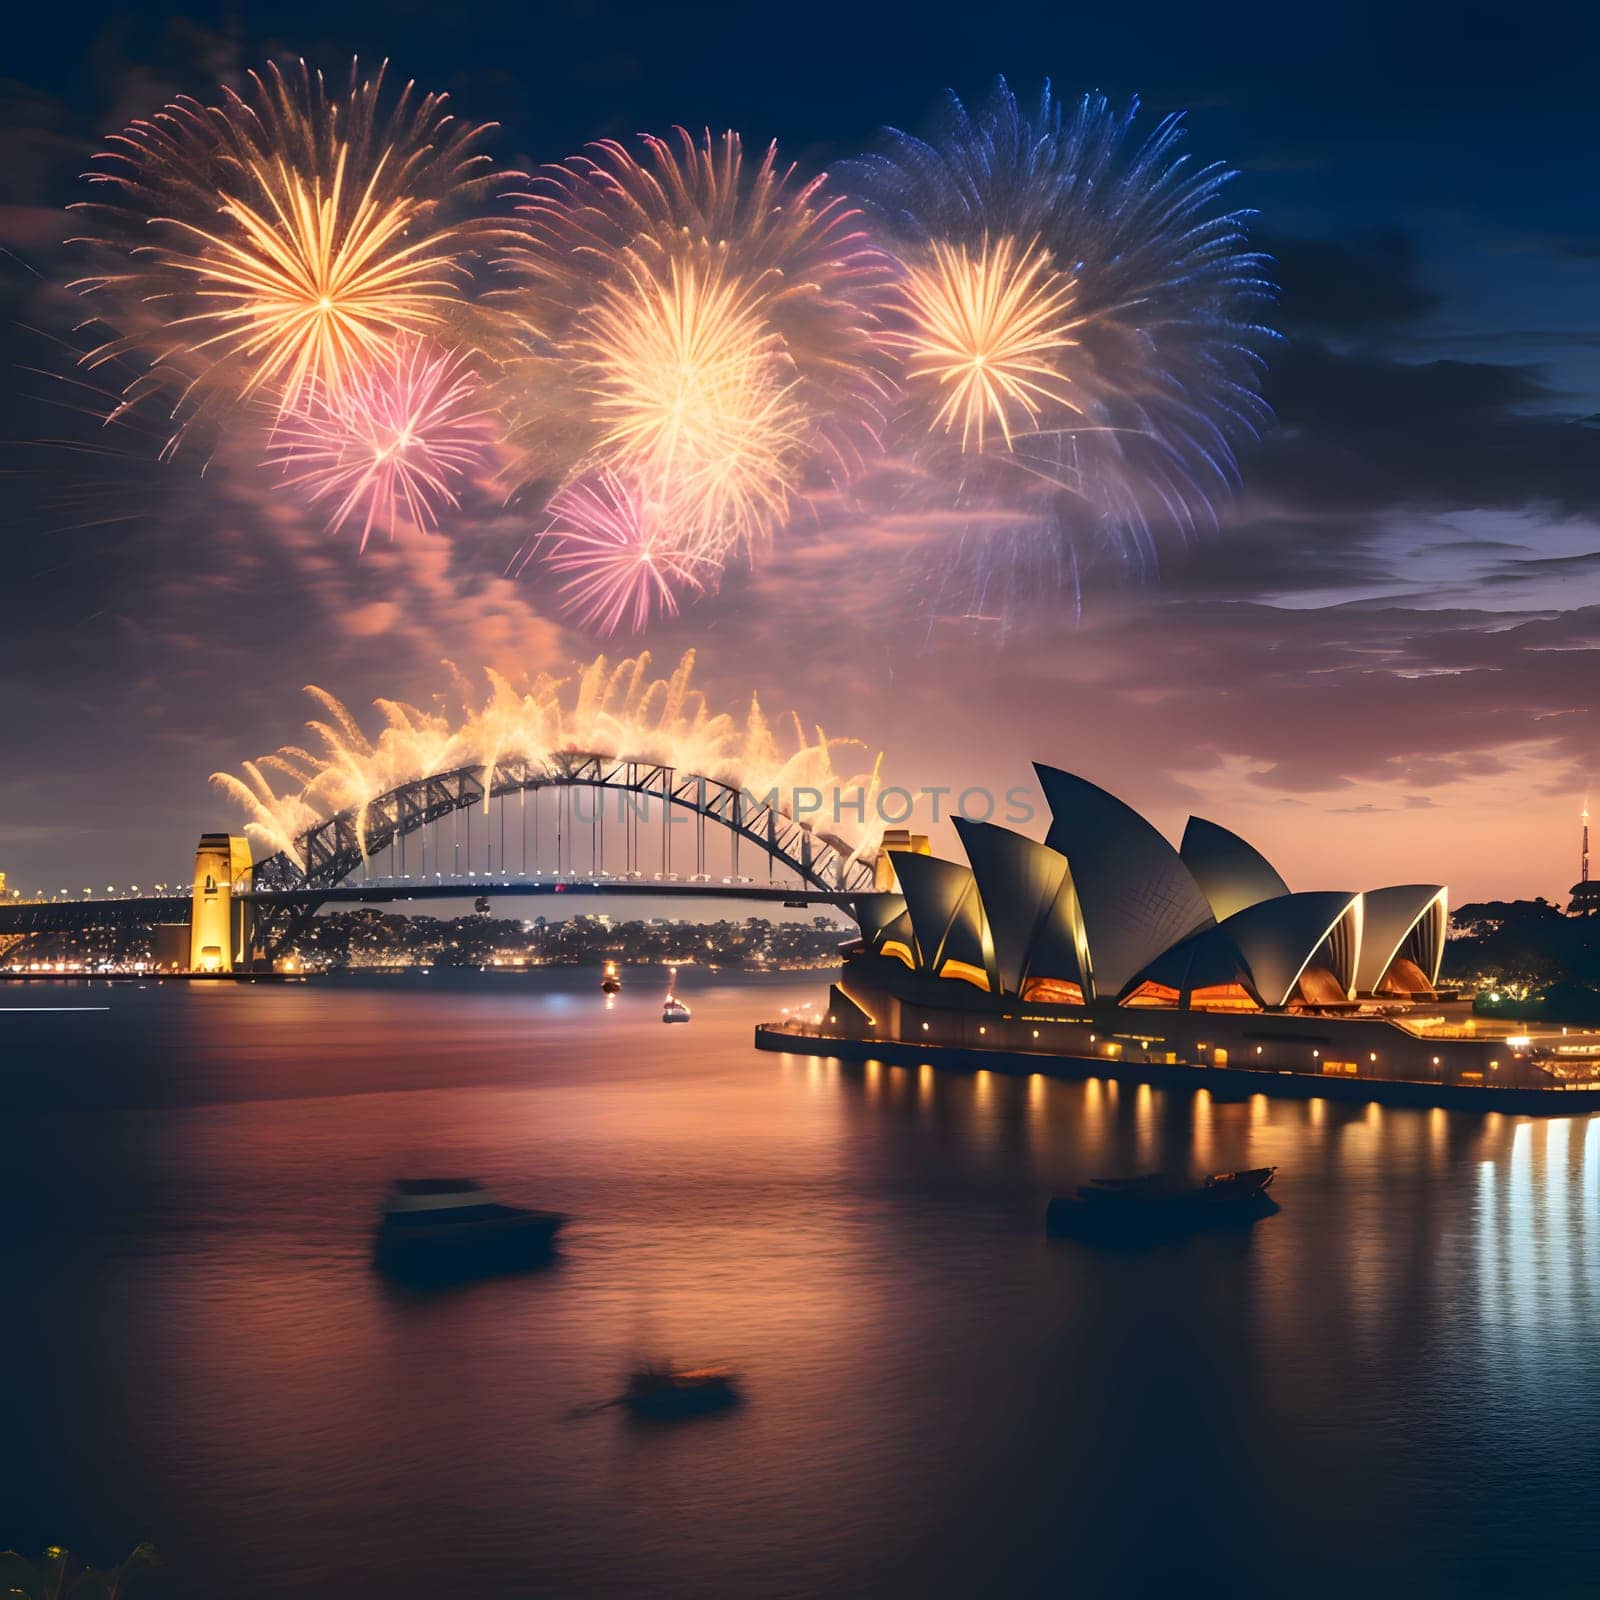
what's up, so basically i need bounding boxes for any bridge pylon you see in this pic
[190,833,254,972]
[873,829,930,891]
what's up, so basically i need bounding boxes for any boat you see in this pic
[1046,1166,1277,1238]
[662,993,692,1023]
[374,1178,566,1275]
[600,961,622,994]
[621,1365,741,1418]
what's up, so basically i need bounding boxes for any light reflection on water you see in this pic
[3,970,1600,1598]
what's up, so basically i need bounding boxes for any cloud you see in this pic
[1263,230,1441,333]
[1485,549,1600,584]
[1251,343,1600,518]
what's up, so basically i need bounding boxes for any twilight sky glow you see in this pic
[4,0,1600,903]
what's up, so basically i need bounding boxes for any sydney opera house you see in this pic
[758,766,1600,1109]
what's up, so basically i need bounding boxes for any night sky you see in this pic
[4,0,1600,901]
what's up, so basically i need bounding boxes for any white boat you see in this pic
[662,994,692,1024]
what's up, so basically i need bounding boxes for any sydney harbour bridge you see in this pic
[0,751,895,972]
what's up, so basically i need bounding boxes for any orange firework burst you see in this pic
[269,338,497,548]
[73,59,512,423]
[578,255,809,559]
[504,128,894,574]
[898,234,1083,453]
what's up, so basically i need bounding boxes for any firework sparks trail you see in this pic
[213,650,888,867]
[71,58,513,426]
[538,471,714,636]
[268,338,498,548]
[501,128,896,574]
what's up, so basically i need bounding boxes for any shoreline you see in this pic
[754,1023,1600,1114]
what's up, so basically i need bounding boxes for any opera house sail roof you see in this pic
[1034,764,1216,1000]
[1179,815,1292,921]
[1124,890,1363,1010]
[952,818,1089,1001]
[1354,885,1448,997]
[866,768,1447,1013]
[886,850,989,986]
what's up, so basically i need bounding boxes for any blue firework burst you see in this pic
[845,77,1279,589]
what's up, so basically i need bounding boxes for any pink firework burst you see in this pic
[539,471,712,635]
[271,339,497,548]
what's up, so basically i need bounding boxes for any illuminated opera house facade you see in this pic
[759,766,1600,1108]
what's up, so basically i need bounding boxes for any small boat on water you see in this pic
[621,1365,740,1418]
[374,1179,566,1275]
[600,961,622,994]
[1046,1166,1277,1238]
[662,993,692,1023]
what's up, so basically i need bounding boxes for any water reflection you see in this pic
[5,975,1600,1597]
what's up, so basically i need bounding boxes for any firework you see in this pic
[899,235,1082,453]
[578,254,809,560]
[269,338,497,548]
[538,471,712,636]
[847,78,1277,565]
[72,59,510,425]
[213,650,887,867]
[503,128,895,571]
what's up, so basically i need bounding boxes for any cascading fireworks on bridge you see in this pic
[212,650,887,870]
[62,62,1277,630]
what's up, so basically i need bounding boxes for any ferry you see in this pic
[374,1179,566,1274]
[600,961,622,994]
[1046,1167,1277,1238]
[662,993,692,1023]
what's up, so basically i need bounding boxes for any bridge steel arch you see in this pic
[242,753,881,961]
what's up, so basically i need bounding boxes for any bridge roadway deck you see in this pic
[0,878,864,934]
[270,880,859,908]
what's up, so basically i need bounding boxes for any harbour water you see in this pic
[4,968,1600,1598]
